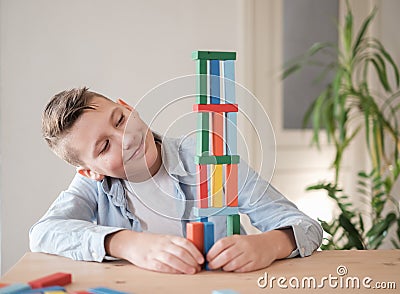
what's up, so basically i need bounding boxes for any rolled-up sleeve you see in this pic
[29,174,123,262]
[237,160,323,257]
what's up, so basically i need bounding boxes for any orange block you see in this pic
[197,164,208,208]
[226,164,238,207]
[187,222,204,253]
[212,112,224,156]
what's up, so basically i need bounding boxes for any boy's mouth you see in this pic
[125,136,144,163]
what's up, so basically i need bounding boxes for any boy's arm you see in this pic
[29,174,123,262]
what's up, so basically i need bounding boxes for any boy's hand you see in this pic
[105,230,204,274]
[206,229,296,272]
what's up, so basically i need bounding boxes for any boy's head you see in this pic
[42,87,161,181]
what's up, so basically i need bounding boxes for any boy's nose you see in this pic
[122,133,135,150]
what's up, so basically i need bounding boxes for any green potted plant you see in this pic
[283,2,400,250]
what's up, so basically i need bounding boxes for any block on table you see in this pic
[28,272,71,288]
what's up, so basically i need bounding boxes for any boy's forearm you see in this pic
[105,229,136,260]
[263,228,296,260]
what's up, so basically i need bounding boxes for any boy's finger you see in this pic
[207,246,243,270]
[163,244,200,268]
[206,236,235,261]
[172,237,204,264]
[156,251,197,274]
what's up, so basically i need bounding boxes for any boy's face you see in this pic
[67,96,160,181]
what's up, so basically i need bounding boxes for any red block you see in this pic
[193,103,238,113]
[197,164,208,208]
[187,222,204,254]
[212,112,224,156]
[28,272,72,289]
[0,283,9,288]
[226,164,238,207]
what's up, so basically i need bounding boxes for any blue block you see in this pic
[193,207,239,217]
[210,60,220,104]
[88,287,130,294]
[203,221,215,270]
[223,60,237,155]
[225,112,237,155]
[197,217,208,222]
[20,286,66,293]
[212,290,240,294]
[0,283,31,294]
[223,60,236,103]
[203,222,214,254]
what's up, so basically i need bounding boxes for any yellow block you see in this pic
[211,164,223,207]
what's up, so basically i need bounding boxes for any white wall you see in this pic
[0,0,248,273]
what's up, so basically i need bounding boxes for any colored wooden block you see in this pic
[193,103,238,113]
[198,217,208,222]
[196,113,209,155]
[203,222,215,271]
[43,291,66,294]
[0,283,31,294]
[0,285,8,289]
[196,59,207,104]
[196,164,208,208]
[223,59,237,156]
[223,60,236,102]
[211,165,223,207]
[227,214,241,236]
[212,290,240,294]
[203,222,214,255]
[195,155,240,165]
[88,287,130,294]
[192,51,236,61]
[186,222,204,254]
[225,112,237,155]
[210,60,220,104]
[225,164,238,207]
[193,207,239,217]
[212,112,224,156]
[22,286,66,293]
[28,272,72,289]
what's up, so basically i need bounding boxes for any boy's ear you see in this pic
[116,99,134,112]
[77,167,105,181]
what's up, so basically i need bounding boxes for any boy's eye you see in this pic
[100,140,110,154]
[116,114,125,127]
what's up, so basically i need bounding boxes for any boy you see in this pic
[30,87,322,274]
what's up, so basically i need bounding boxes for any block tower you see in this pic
[187,51,240,267]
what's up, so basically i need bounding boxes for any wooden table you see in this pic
[1,250,399,293]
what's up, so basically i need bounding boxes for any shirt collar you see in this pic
[153,131,189,177]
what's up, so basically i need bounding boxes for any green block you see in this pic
[227,214,240,236]
[197,112,209,155]
[195,155,240,165]
[192,51,236,61]
[196,59,207,104]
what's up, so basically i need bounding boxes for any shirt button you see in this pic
[92,251,98,259]
[300,247,305,255]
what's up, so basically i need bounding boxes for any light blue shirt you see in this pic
[29,134,322,262]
